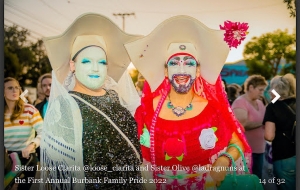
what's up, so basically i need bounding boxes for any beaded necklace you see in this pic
[167,94,194,117]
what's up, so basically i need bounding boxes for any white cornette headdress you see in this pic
[40,13,141,190]
[124,15,230,92]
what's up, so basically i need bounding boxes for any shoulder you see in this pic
[106,89,121,103]
[265,100,285,114]
[231,96,247,110]
[257,99,266,109]
[283,97,296,105]
[265,102,275,113]
[25,104,38,111]
[153,95,161,109]
[35,99,46,108]
[106,89,118,97]
[106,88,117,94]
[234,95,246,102]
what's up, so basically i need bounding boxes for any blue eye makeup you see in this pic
[81,58,91,64]
[167,60,179,66]
[98,60,107,65]
[184,59,197,66]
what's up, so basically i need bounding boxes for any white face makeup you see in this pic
[74,46,107,90]
[167,54,197,93]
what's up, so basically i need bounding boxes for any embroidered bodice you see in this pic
[138,101,232,167]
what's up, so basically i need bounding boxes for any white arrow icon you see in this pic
[20,89,29,103]
[271,89,280,104]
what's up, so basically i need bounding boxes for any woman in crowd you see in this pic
[40,13,143,190]
[222,79,229,94]
[264,73,296,190]
[135,73,146,97]
[4,77,43,190]
[232,75,268,179]
[125,15,252,189]
[227,85,239,105]
[230,83,242,94]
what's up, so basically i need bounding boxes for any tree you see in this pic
[4,25,52,87]
[243,29,296,80]
[283,0,296,18]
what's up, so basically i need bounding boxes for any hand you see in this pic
[22,143,36,159]
[210,156,230,187]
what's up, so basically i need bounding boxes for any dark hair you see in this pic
[222,79,228,94]
[72,45,106,61]
[259,95,268,106]
[228,86,238,99]
[4,77,25,122]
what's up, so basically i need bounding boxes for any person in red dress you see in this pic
[125,15,252,189]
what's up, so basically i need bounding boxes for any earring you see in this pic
[193,77,203,96]
[104,75,110,88]
[64,70,74,87]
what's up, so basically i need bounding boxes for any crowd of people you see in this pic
[223,74,296,190]
[4,13,296,190]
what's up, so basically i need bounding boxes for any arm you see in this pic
[226,132,244,160]
[210,132,245,185]
[264,121,275,142]
[21,106,43,159]
[30,110,43,148]
[233,108,262,131]
[211,132,245,167]
[263,105,276,142]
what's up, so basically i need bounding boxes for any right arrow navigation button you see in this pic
[271,89,281,104]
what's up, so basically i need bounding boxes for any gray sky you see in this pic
[4,0,295,63]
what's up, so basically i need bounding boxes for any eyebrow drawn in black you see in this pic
[183,56,193,60]
[171,57,180,61]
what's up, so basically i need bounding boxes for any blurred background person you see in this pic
[222,78,229,94]
[33,75,46,106]
[35,73,52,119]
[232,75,268,179]
[264,73,296,190]
[259,95,268,106]
[135,72,145,97]
[240,82,246,95]
[4,77,43,190]
[227,85,240,105]
[230,83,242,95]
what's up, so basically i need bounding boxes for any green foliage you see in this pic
[243,29,296,80]
[283,0,296,18]
[4,25,52,87]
